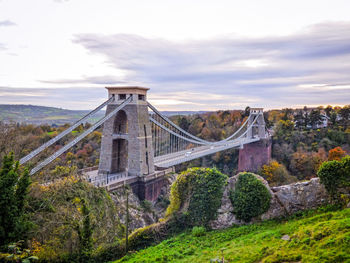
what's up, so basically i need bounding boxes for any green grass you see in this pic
[114,207,350,263]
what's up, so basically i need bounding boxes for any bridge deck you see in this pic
[154,137,260,167]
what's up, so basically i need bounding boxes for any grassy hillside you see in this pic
[0,104,105,125]
[115,207,350,263]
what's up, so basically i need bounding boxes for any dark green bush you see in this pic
[230,172,271,222]
[318,155,350,200]
[0,152,32,248]
[166,167,228,227]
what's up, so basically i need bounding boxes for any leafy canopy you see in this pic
[0,152,31,247]
[230,172,271,222]
[318,155,350,200]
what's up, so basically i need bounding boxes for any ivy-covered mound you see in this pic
[166,167,227,227]
[230,172,272,222]
[91,167,228,262]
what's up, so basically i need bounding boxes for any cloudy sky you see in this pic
[1,0,350,110]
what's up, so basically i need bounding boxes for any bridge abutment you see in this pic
[238,137,271,173]
[130,168,174,201]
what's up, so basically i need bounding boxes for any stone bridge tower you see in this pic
[98,87,155,179]
[238,108,271,172]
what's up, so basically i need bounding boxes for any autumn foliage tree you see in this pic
[259,160,296,186]
[289,148,327,180]
[328,146,347,161]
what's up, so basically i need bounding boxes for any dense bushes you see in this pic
[166,167,228,227]
[259,160,296,186]
[0,152,32,248]
[318,155,350,200]
[230,172,271,222]
[26,175,123,262]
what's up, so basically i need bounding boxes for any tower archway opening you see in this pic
[111,138,128,173]
[114,110,128,134]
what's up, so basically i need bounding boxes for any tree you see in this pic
[330,112,338,127]
[178,116,190,131]
[274,120,294,142]
[294,110,304,129]
[340,105,350,127]
[0,152,31,247]
[303,106,310,127]
[230,172,271,222]
[244,106,251,117]
[328,146,346,161]
[325,105,333,117]
[259,160,296,186]
[318,156,350,201]
[281,108,293,121]
[75,198,94,261]
[309,109,322,129]
[289,148,323,180]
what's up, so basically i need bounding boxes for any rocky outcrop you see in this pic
[110,172,330,232]
[111,190,157,231]
[271,178,328,214]
[111,173,176,232]
[210,175,329,229]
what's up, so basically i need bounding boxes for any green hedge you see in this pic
[318,155,350,200]
[230,172,271,222]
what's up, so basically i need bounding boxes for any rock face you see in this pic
[111,190,157,231]
[271,178,329,214]
[111,173,176,232]
[210,174,329,230]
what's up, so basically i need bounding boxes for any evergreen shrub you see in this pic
[318,155,350,201]
[230,172,271,222]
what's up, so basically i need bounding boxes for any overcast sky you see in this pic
[1,0,350,110]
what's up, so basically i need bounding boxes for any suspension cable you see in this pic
[30,96,132,175]
[148,102,254,145]
[149,117,209,145]
[20,95,115,165]
[148,102,209,143]
[150,113,259,148]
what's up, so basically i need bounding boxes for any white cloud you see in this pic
[0,20,16,26]
[1,0,350,110]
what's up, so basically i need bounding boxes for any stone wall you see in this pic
[131,176,170,201]
[210,174,329,229]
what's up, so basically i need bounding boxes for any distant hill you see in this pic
[0,104,105,125]
[160,111,209,116]
[0,104,208,125]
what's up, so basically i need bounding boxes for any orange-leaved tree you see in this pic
[328,146,346,161]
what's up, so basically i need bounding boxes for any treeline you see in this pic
[1,105,349,183]
[172,105,350,185]
[268,105,349,184]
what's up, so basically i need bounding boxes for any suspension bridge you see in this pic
[20,86,271,200]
